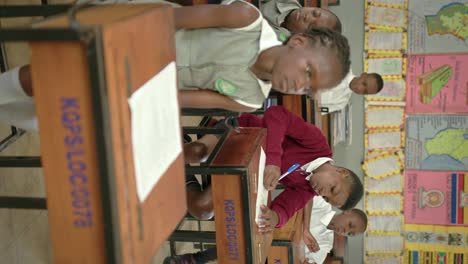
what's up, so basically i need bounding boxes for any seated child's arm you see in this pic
[303,199,320,252]
[270,186,314,227]
[257,205,279,234]
[303,198,313,230]
[263,106,331,167]
[179,90,258,112]
[174,1,259,30]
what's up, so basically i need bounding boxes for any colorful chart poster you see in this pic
[405,114,468,171]
[404,170,468,226]
[406,54,468,113]
[404,224,468,263]
[408,0,468,54]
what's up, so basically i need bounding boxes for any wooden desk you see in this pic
[210,128,273,264]
[30,4,186,263]
[268,210,304,264]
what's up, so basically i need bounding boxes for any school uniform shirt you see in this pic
[320,70,355,113]
[237,106,333,227]
[305,196,335,264]
[260,0,301,41]
[176,0,281,109]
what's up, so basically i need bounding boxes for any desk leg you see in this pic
[0,197,47,209]
[241,172,254,263]
[0,156,41,167]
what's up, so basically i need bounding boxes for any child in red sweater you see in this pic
[183,106,363,227]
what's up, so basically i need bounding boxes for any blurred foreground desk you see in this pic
[25,4,186,263]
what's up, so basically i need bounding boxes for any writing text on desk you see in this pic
[62,97,93,228]
[225,199,239,260]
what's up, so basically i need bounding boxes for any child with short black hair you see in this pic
[183,106,363,225]
[302,196,367,264]
[164,196,367,264]
[320,71,385,113]
[260,0,342,41]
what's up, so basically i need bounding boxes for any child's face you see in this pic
[349,73,379,95]
[271,34,342,94]
[286,7,337,33]
[308,167,350,208]
[329,211,366,237]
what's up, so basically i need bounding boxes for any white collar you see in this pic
[321,210,336,227]
[302,157,334,181]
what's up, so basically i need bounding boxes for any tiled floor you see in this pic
[0,1,215,262]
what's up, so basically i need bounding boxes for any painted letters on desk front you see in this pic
[61,97,93,228]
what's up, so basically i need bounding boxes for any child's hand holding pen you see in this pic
[263,163,300,191]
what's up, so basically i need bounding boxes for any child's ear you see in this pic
[336,167,348,176]
[287,33,308,48]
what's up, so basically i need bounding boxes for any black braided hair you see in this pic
[302,27,351,80]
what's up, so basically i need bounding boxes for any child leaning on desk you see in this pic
[0,0,350,131]
[165,106,364,263]
[183,106,363,224]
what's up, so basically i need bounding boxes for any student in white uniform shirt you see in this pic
[320,71,384,113]
[302,195,367,264]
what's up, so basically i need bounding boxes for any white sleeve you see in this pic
[320,71,354,113]
[221,0,263,31]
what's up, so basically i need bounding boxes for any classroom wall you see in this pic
[329,1,366,264]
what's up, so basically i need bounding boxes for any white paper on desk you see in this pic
[128,62,182,202]
[255,147,268,224]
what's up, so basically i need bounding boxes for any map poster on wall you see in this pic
[404,170,468,226]
[408,0,468,54]
[406,54,468,113]
[405,114,468,171]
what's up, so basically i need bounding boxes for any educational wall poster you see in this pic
[365,30,406,54]
[366,193,402,213]
[366,78,406,101]
[408,0,468,54]
[405,249,467,264]
[366,173,404,193]
[367,0,408,9]
[365,128,404,152]
[365,234,404,252]
[406,54,468,113]
[405,114,468,171]
[368,215,403,232]
[365,105,405,129]
[366,56,406,77]
[404,224,468,263]
[404,170,468,226]
[366,255,403,264]
[366,4,408,30]
[362,152,403,179]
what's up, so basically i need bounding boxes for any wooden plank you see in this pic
[32,41,107,264]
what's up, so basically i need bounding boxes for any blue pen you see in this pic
[278,163,300,181]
